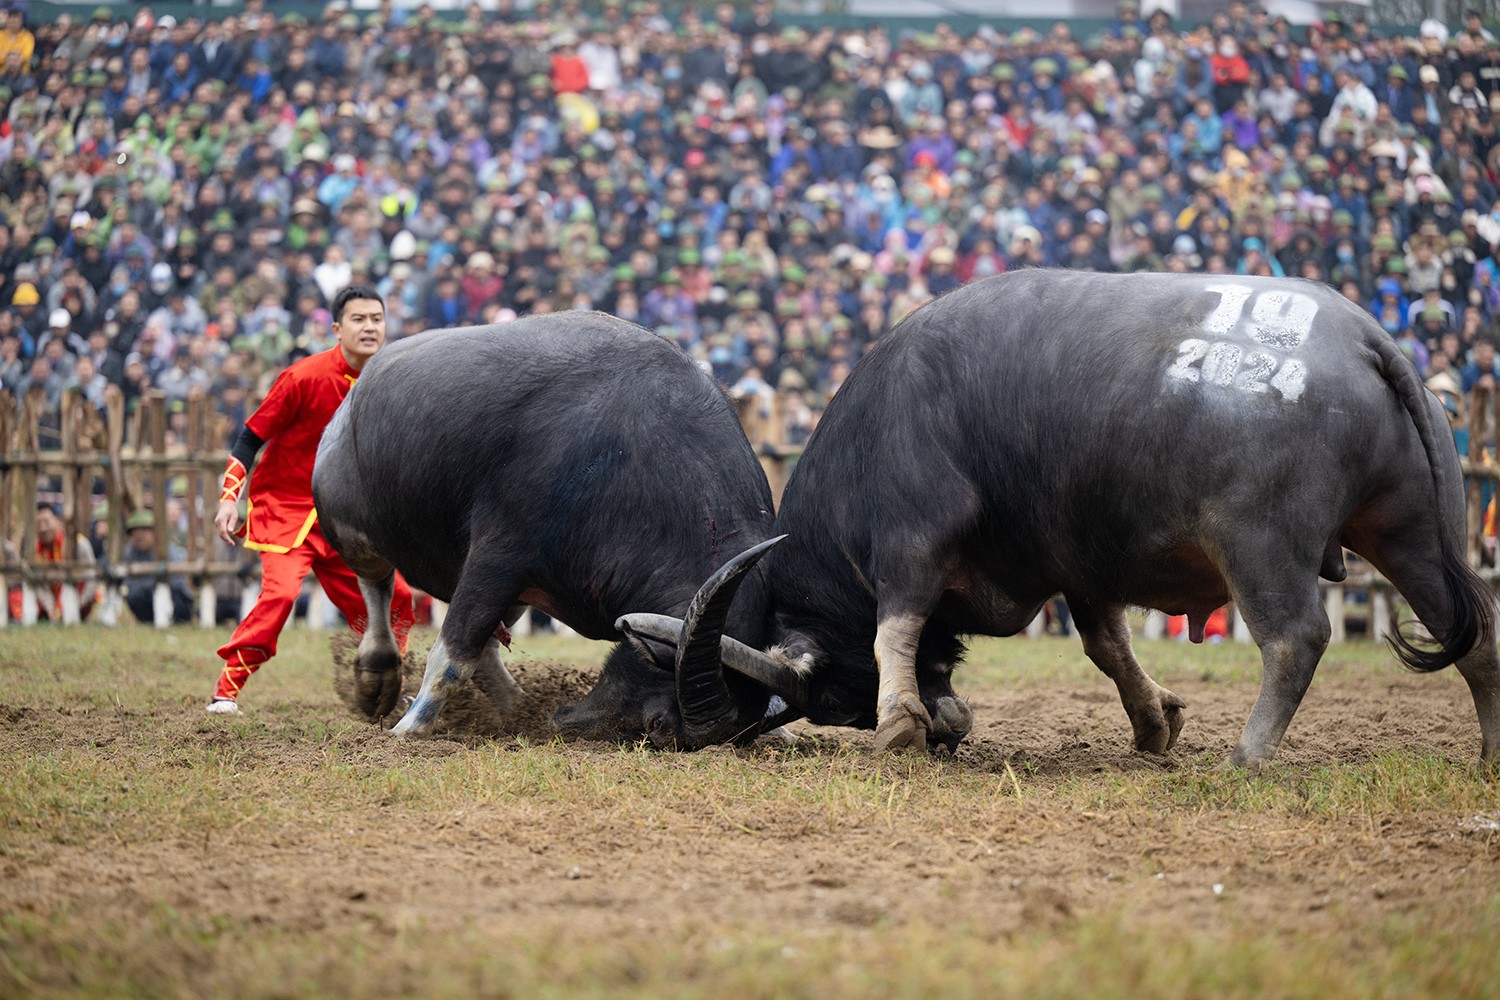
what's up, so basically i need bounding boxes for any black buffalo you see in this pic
[613,271,1500,768]
[312,314,784,745]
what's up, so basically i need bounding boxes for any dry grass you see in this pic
[1,624,1497,999]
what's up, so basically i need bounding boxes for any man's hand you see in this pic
[215,500,241,545]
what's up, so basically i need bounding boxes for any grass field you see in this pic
[1,624,1497,999]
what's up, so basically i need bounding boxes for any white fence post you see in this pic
[152,582,172,628]
[198,583,216,628]
[1324,585,1346,644]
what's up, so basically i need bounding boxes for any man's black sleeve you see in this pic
[228,426,266,474]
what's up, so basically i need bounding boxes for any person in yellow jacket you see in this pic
[0,9,35,74]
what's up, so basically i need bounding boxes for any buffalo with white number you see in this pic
[602,270,1500,769]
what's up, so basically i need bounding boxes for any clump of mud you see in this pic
[331,632,596,741]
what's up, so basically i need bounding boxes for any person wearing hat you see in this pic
[208,284,415,715]
[10,280,42,344]
[723,287,775,342]
[120,508,195,625]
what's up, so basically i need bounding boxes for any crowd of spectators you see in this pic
[4,0,1500,453]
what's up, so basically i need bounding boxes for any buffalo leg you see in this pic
[391,574,524,737]
[873,612,933,752]
[392,635,523,737]
[1454,649,1500,766]
[1228,575,1330,768]
[1068,597,1186,755]
[353,573,404,719]
[1361,532,1500,767]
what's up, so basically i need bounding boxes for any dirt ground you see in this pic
[4,640,1497,960]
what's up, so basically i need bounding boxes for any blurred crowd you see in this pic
[4,0,1500,450]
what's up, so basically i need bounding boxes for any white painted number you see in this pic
[1202,283,1318,351]
[1202,283,1253,337]
[1167,338,1209,382]
[1167,284,1318,403]
[1270,358,1307,402]
[1247,290,1316,351]
[1201,342,1242,386]
[1233,351,1277,394]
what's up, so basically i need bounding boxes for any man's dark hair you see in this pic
[331,284,385,325]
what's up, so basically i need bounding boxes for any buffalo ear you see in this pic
[617,609,812,709]
[622,628,675,670]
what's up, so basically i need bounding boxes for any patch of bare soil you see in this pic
[330,631,595,742]
[3,654,1497,974]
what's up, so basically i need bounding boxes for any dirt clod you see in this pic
[331,632,595,741]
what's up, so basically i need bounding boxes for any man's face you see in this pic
[36,508,61,543]
[334,297,387,369]
[127,526,154,551]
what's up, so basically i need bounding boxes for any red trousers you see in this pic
[215,523,414,700]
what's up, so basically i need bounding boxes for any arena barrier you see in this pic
[4,383,1499,641]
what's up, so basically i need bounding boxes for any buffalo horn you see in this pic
[674,535,786,745]
[617,612,808,705]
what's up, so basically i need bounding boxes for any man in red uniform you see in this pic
[207,284,414,714]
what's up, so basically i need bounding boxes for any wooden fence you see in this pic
[0,384,251,627]
[3,380,1499,641]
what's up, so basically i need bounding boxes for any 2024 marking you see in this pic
[1167,284,1317,402]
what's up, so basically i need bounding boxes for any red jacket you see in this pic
[241,347,359,553]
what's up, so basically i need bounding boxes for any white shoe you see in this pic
[206,698,241,716]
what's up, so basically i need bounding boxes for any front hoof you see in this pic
[1130,687,1188,755]
[874,692,932,753]
[355,666,403,721]
[390,701,436,738]
[1162,689,1187,750]
[927,695,973,754]
[1221,745,1272,774]
[473,659,524,715]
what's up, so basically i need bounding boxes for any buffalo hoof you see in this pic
[390,699,438,738]
[473,658,525,716]
[874,692,932,753]
[354,660,404,721]
[926,694,973,755]
[1221,745,1273,774]
[1129,686,1188,755]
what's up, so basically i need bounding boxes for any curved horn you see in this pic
[617,612,809,706]
[675,535,786,745]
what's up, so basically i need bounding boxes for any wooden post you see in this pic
[1324,585,1346,644]
[240,582,260,621]
[198,582,216,629]
[1468,386,1490,567]
[145,392,169,557]
[153,581,172,628]
[0,389,13,628]
[184,394,204,569]
[58,390,81,625]
[1025,610,1045,638]
[19,582,37,625]
[305,581,330,629]
[1231,604,1252,643]
[1370,585,1392,645]
[19,390,42,570]
[198,394,221,628]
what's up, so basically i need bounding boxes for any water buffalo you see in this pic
[311,314,784,745]
[613,270,1500,768]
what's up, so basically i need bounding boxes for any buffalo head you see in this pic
[552,537,812,748]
